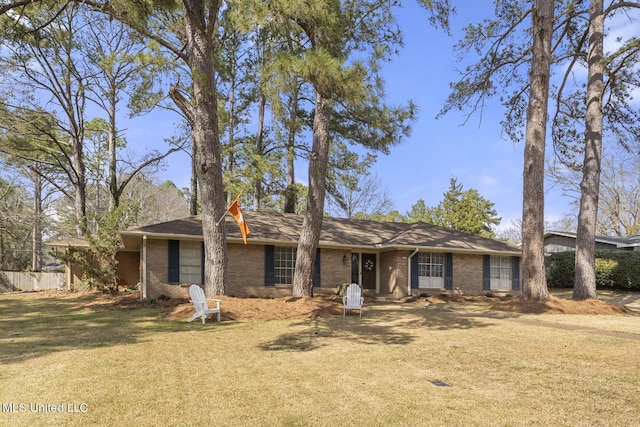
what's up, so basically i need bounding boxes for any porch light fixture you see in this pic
[342,255,348,264]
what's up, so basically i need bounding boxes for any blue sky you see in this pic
[368,1,604,231]
[127,2,592,231]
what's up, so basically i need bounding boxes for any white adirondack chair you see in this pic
[342,283,364,317]
[187,284,221,324]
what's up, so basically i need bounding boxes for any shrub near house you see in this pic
[546,250,640,291]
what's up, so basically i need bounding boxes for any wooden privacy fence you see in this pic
[0,271,65,292]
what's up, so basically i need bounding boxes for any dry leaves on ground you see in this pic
[165,295,344,321]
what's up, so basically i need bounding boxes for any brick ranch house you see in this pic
[92,210,519,300]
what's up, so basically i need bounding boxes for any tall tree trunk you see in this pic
[226,56,237,207]
[108,82,119,210]
[190,138,199,216]
[32,166,42,271]
[61,22,88,238]
[283,85,299,214]
[292,91,331,297]
[253,92,266,211]
[283,28,299,214]
[521,0,553,301]
[175,0,227,296]
[574,0,604,300]
[73,139,88,237]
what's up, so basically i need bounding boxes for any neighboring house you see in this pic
[544,231,640,254]
[110,211,521,299]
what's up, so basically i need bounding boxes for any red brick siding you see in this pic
[144,239,183,299]
[143,240,514,299]
[452,253,484,294]
[116,251,140,288]
[320,248,352,290]
[379,250,410,298]
[145,240,351,298]
[227,243,268,296]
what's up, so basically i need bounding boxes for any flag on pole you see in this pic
[228,195,250,244]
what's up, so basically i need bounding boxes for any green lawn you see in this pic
[1,292,639,426]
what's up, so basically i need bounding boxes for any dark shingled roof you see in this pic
[122,210,520,255]
[544,230,640,249]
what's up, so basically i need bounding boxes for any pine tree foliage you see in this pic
[430,177,501,238]
[235,0,441,296]
[405,177,501,238]
[0,0,453,296]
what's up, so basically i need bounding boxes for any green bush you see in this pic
[595,257,617,288]
[545,250,640,291]
[545,252,575,288]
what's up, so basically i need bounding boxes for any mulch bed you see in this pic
[4,289,633,319]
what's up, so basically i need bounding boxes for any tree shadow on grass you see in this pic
[258,301,495,352]
[0,294,189,365]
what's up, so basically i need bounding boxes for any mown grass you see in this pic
[1,292,639,426]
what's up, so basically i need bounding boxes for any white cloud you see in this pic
[480,175,499,188]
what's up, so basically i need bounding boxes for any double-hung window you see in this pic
[168,240,203,284]
[274,246,296,285]
[265,245,319,287]
[179,241,202,284]
[490,256,512,290]
[418,252,444,289]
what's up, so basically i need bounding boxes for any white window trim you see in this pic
[274,246,297,286]
[418,252,445,289]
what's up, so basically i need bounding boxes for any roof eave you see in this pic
[225,240,521,254]
[378,244,520,256]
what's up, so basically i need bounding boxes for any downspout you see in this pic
[407,248,419,297]
[141,235,147,300]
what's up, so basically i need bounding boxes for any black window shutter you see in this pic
[313,248,321,287]
[201,241,205,285]
[512,257,520,291]
[445,253,453,290]
[482,255,491,290]
[410,253,419,289]
[168,240,180,284]
[265,245,275,286]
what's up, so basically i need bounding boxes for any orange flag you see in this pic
[228,196,250,244]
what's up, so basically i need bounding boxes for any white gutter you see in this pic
[407,248,419,297]
[142,235,147,300]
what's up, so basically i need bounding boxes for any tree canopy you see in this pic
[408,177,501,238]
